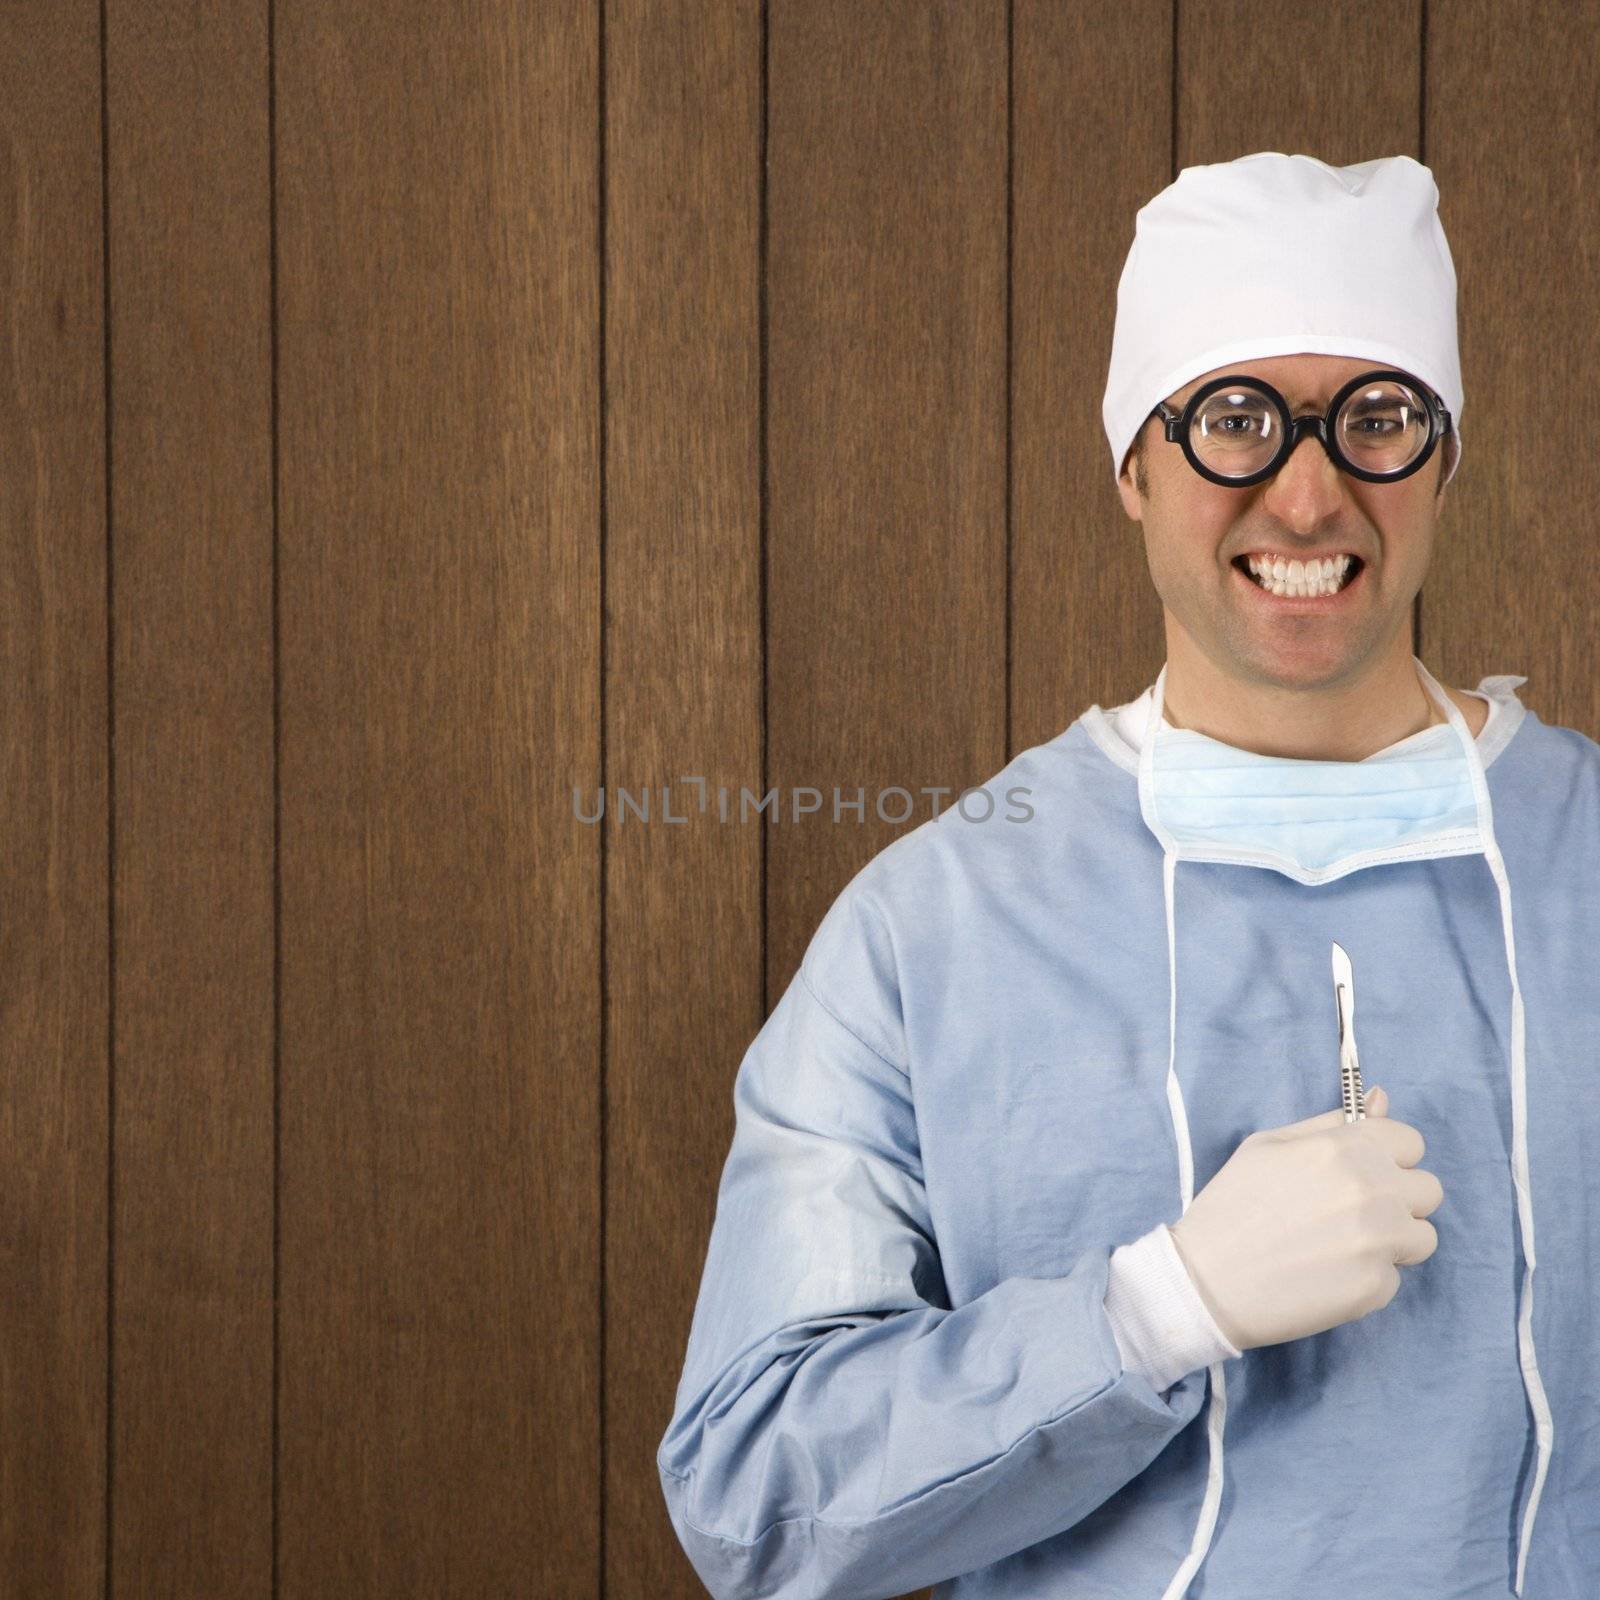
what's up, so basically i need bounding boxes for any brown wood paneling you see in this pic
[766,0,1009,998]
[276,3,600,1592]
[1013,0,1173,752]
[109,0,274,1593]
[1180,1,1421,168]
[604,1,764,1594]
[0,4,109,1593]
[1424,0,1600,740]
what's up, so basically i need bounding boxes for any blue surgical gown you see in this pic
[657,678,1600,1597]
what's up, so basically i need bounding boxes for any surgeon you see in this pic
[657,152,1598,1598]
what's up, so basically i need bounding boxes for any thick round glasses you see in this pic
[1151,369,1453,487]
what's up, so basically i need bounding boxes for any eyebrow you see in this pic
[1172,386,1336,413]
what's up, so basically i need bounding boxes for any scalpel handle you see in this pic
[1340,1035,1366,1123]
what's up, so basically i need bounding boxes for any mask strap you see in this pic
[1413,655,1474,745]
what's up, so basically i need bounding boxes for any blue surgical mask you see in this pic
[1136,657,1490,883]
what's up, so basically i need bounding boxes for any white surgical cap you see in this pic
[1102,151,1463,489]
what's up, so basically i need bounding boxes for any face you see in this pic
[1115,353,1452,695]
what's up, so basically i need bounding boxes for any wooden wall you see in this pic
[0,1,1594,1595]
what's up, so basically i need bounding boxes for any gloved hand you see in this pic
[1167,1085,1444,1352]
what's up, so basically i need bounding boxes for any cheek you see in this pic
[1139,465,1247,584]
[1375,516,1436,578]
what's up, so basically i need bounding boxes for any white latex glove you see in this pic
[1167,1085,1444,1352]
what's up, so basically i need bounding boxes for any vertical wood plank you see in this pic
[1424,0,1600,738]
[604,0,765,1592]
[1013,0,1172,749]
[0,3,109,1593]
[767,0,1008,996]
[1179,1,1421,164]
[277,3,600,1590]
[107,0,274,1592]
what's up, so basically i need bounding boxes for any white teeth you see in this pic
[1244,553,1354,598]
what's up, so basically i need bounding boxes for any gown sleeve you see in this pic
[656,878,1209,1599]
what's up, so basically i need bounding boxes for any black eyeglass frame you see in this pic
[1150,368,1453,488]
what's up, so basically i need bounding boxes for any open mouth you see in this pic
[1232,553,1365,599]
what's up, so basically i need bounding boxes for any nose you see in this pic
[1259,428,1346,526]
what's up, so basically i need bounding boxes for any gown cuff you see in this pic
[1104,1222,1242,1392]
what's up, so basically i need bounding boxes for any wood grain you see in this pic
[107,0,276,1591]
[275,2,600,1592]
[766,0,1008,999]
[0,3,108,1593]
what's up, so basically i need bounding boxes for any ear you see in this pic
[1115,441,1145,523]
[1436,434,1459,497]
[1432,442,1454,516]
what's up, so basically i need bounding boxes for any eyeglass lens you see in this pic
[1189,377,1432,479]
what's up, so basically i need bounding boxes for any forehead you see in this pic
[1168,354,1383,408]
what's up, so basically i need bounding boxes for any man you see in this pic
[658,153,1594,1597]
